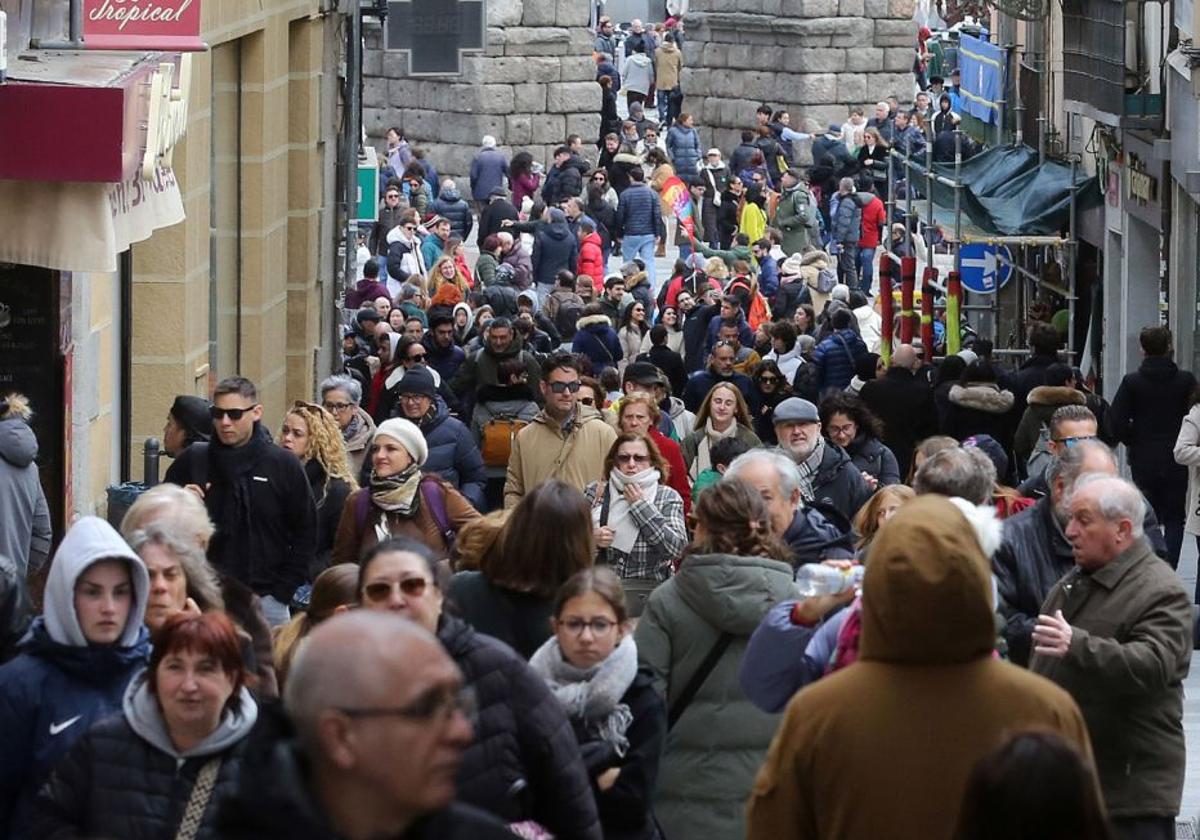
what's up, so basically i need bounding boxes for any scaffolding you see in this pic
[877,123,1082,368]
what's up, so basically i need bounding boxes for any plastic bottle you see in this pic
[795,564,865,597]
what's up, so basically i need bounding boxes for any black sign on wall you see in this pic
[385,0,486,76]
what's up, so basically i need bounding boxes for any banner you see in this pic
[84,0,205,51]
[958,34,1004,125]
[660,175,695,241]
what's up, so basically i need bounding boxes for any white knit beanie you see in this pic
[373,417,428,466]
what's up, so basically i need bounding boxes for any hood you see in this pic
[624,270,649,289]
[1026,385,1086,407]
[671,553,795,634]
[658,41,679,55]
[385,225,413,246]
[123,670,258,759]
[477,382,537,405]
[0,417,38,467]
[800,250,830,268]
[439,183,462,202]
[452,302,474,335]
[543,221,572,241]
[667,396,689,419]
[627,53,653,69]
[44,516,149,648]
[614,151,644,166]
[948,382,1015,414]
[1139,355,1181,382]
[859,495,997,664]
[577,313,614,331]
[384,361,443,393]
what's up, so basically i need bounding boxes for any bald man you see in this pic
[1031,475,1192,840]
[217,612,513,839]
[859,344,938,478]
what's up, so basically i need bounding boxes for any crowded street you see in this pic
[3,0,1200,838]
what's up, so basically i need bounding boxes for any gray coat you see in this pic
[635,552,797,840]
[469,148,510,202]
[0,418,51,576]
[1031,537,1193,818]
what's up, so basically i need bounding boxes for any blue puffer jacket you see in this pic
[572,314,624,375]
[812,328,867,393]
[419,399,488,511]
[431,183,475,241]
[617,184,662,237]
[532,220,579,290]
[666,125,702,176]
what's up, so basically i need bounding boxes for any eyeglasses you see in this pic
[323,401,353,412]
[363,577,430,602]
[1053,435,1097,447]
[558,617,617,636]
[209,404,258,421]
[616,453,650,464]
[386,193,400,200]
[580,397,595,406]
[827,423,857,436]
[337,686,476,726]
[548,380,582,394]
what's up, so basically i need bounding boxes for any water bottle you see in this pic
[795,564,864,597]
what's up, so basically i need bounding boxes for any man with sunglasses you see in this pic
[217,611,514,839]
[166,376,316,627]
[504,352,617,509]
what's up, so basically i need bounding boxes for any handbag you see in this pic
[173,756,222,840]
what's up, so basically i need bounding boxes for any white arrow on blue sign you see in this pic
[958,243,1013,294]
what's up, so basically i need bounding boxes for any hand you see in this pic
[595,526,615,548]
[501,219,514,228]
[622,482,645,504]
[861,470,879,490]
[597,767,621,791]
[1032,610,1073,658]
[791,587,856,625]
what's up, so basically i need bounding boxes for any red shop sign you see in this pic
[83,0,205,51]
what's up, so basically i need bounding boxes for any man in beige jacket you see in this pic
[654,33,683,126]
[503,352,617,508]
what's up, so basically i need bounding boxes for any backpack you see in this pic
[814,263,837,294]
[554,299,584,339]
[354,476,457,552]
[480,415,528,468]
[729,277,772,331]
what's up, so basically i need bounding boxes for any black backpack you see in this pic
[554,299,584,339]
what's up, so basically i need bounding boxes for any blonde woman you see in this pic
[680,382,762,483]
[278,401,358,574]
[425,254,471,299]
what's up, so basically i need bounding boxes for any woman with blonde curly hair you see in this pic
[279,401,357,575]
[425,254,471,299]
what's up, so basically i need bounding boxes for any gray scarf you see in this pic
[796,435,825,501]
[529,634,638,757]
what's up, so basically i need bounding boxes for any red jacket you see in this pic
[650,427,692,517]
[577,232,605,291]
[858,195,886,249]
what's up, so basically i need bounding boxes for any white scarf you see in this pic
[595,467,661,555]
[529,635,638,756]
[692,418,738,480]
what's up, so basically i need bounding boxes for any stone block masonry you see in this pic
[683,1,917,164]
[362,0,600,189]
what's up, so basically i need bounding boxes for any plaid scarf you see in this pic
[796,434,825,501]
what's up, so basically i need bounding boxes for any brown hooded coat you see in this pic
[746,495,1092,840]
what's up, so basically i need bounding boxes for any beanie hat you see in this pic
[169,395,213,444]
[397,366,438,399]
[373,417,428,466]
[963,434,1008,482]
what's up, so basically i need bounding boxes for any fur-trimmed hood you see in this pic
[948,382,1015,414]
[624,270,649,290]
[1026,385,1086,407]
[577,313,615,331]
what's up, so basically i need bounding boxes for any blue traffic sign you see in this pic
[958,243,1013,294]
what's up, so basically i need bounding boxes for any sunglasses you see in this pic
[548,380,582,394]
[209,404,258,421]
[616,453,650,464]
[758,376,780,384]
[403,224,417,231]
[386,193,400,199]
[363,577,430,602]
[408,352,427,362]
[580,397,595,406]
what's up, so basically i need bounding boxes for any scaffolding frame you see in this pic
[878,119,1081,367]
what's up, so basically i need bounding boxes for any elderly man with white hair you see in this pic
[468,135,509,211]
[1031,474,1192,840]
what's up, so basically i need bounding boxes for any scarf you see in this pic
[596,467,661,555]
[369,464,422,542]
[796,434,825,501]
[693,418,737,480]
[342,412,363,446]
[529,634,638,757]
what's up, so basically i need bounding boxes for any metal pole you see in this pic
[903,143,913,255]
[344,0,362,307]
[31,0,85,48]
[1068,155,1078,364]
[143,439,161,488]
[1037,115,1046,167]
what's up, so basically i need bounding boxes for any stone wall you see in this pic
[682,0,918,162]
[362,0,602,186]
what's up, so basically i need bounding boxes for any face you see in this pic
[74,559,133,645]
[662,307,678,326]
[577,384,598,408]
[477,311,494,330]
[372,434,415,478]
[454,310,468,327]
[940,97,951,112]
[777,420,821,460]
[386,309,406,330]
[895,113,909,130]
[432,323,454,349]
[163,414,188,457]
[734,459,798,537]
[373,296,392,319]
[278,412,311,460]
[404,344,427,368]
[620,403,654,437]
[729,178,743,195]
[404,320,424,342]
[360,550,444,633]
[614,439,652,477]
[875,103,888,121]
[439,261,457,280]
[677,293,695,312]
[156,648,236,736]
[826,412,857,448]
[400,392,433,420]
[793,309,809,331]
[435,221,451,240]
[608,283,625,302]
[541,366,581,419]
[711,346,735,376]
[1064,487,1129,571]
[718,326,740,348]
[211,393,262,447]
[377,335,394,364]
[387,128,400,145]
[554,591,623,669]
[385,189,401,208]
[757,370,782,392]
[139,543,189,632]
[630,304,645,322]
[720,300,737,320]
[916,93,930,110]
[488,326,513,354]
[323,388,356,430]
[709,387,737,426]
[1048,418,1099,457]
[876,493,906,529]
[606,136,619,152]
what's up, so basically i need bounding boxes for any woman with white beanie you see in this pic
[332,417,479,563]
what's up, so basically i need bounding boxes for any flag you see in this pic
[660,175,696,241]
[958,34,1004,125]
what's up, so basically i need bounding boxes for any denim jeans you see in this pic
[259,594,291,628]
[656,89,671,125]
[623,233,657,289]
[857,246,876,296]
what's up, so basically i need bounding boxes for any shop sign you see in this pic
[84,0,205,51]
[1127,153,1158,206]
[139,55,191,181]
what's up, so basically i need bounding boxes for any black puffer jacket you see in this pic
[1110,356,1197,484]
[811,442,874,522]
[437,615,602,839]
[305,459,353,578]
[843,434,901,486]
[430,183,474,241]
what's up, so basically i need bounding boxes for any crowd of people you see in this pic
[0,18,1199,840]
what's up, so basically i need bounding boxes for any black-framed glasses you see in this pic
[386,192,400,200]
[323,401,353,412]
[548,380,582,394]
[362,577,430,602]
[337,686,476,726]
[758,375,780,384]
[209,405,258,421]
[558,617,617,636]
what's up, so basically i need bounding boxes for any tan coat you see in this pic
[654,42,683,91]
[503,406,617,508]
[331,475,480,564]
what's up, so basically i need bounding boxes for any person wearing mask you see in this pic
[774,397,872,522]
[450,480,595,657]
[0,517,151,837]
[31,612,257,839]
[167,377,317,627]
[635,480,796,840]
[354,541,602,837]
[215,610,517,838]
[681,382,762,482]
[319,374,377,478]
[820,393,900,489]
[0,393,52,580]
[530,567,666,839]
